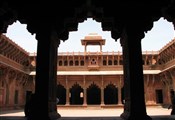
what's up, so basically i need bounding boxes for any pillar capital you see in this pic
[35,30,60,48]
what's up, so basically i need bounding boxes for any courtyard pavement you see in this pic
[0,106,175,120]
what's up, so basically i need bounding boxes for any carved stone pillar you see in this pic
[66,88,70,105]
[120,26,152,120]
[101,88,104,105]
[118,76,122,105]
[83,88,87,106]
[101,76,104,105]
[4,68,10,105]
[30,31,60,120]
[66,77,70,105]
[83,76,87,106]
[100,43,102,52]
[170,70,175,93]
[163,73,172,104]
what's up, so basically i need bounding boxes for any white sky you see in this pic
[3,17,175,53]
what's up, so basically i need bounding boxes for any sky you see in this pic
[3,17,175,53]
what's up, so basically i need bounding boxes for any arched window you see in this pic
[103,60,106,65]
[69,60,73,66]
[114,60,118,65]
[58,60,62,66]
[75,60,79,66]
[108,60,112,65]
[91,58,96,65]
[64,60,68,66]
[80,60,84,66]
[119,60,123,65]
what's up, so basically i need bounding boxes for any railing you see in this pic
[57,51,159,56]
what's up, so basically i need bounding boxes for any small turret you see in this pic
[81,33,105,53]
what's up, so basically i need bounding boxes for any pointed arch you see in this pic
[70,83,83,105]
[87,83,101,105]
[104,83,118,104]
[56,84,66,105]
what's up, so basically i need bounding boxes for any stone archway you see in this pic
[104,84,118,105]
[87,83,101,105]
[70,83,83,105]
[56,84,66,105]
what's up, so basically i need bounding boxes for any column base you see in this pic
[117,103,123,106]
[65,103,70,106]
[49,111,61,120]
[83,103,87,106]
[120,111,152,120]
[29,111,61,120]
[120,111,130,120]
[100,103,105,106]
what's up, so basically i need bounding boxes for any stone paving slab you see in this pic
[0,106,175,120]
[0,116,175,120]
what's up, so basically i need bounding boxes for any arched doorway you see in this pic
[56,84,66,105]
[104,84,118,104]
[87,83,101,105]
[70,83,83,105]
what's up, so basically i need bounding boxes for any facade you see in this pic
[0,33,175,109]
[1,1,175,119]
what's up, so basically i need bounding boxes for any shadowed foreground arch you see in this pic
[1,0,175,120]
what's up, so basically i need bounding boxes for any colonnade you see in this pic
[29,27,151,120]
